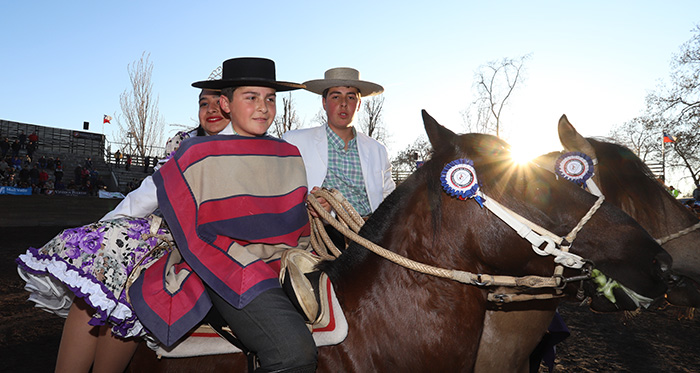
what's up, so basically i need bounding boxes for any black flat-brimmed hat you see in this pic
[192,57,304,91]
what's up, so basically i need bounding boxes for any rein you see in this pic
[308,188,602,302]
[655,221,700,245]
[533,153,700,246]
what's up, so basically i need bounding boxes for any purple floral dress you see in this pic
[15,130,191,339]
[16,216,171,338]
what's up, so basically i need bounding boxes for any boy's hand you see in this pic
[309,186,332,218]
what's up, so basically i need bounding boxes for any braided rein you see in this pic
[307,188,600,303]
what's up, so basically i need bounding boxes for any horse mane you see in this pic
[588,137,657,181]
[587,138,667,219]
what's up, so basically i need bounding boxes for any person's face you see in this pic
[198,89,230,135]
[220,86,276,137]
[323,86,361,131]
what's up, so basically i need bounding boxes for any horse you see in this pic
[557,117,700,305]
[475,114,700,372]
[128,111,671,372]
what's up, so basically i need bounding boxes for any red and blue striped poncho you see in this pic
[129,135,310,346]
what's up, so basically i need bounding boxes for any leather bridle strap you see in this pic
[479,191,604,269]
[307,189,599,290]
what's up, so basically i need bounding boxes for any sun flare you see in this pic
[509,143,541,165]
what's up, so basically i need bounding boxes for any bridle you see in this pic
[536,151,700,246]
[307,181,606,304]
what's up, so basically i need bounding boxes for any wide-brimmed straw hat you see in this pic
[192,57,304,92]
[304,67,383,97]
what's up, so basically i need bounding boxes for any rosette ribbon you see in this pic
[440,159,485,207]
[554,152,595,187]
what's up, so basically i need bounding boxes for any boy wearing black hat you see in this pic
[129,58,317,373]
[20,58,316,373]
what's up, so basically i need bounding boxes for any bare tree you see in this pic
[358,95,388,143]
[463,54,530,136]
[391,136,432,173]
[312,109,327,126]
[643,25,700,187]
[666,129,700,187]
[651,25,700,127]
[608,115,660,161]
[270,93,302,138]
[117,52,165,157]
[460,102,492,134]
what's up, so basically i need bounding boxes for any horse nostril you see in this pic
[667,272,682,286]
[653,251,673,275]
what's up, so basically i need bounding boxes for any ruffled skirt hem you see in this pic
[16,247,146,338]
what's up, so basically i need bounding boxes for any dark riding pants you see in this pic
[206,286,317,372]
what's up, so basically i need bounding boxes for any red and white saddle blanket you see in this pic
[145,277,347,357]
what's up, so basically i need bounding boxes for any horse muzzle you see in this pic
[583,251,672,312]
[665,275,700,308]
[653,250,674,284]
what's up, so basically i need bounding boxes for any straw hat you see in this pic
[303,67,383,97]
[192,57,304,92]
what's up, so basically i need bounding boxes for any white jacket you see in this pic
[283,124,395,212]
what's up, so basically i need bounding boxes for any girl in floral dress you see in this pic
[16,88,232,373]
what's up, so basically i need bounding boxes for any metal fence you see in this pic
[2,119,166,166]
[1,119,105,157]
[392,169,413,185]
[104,138,166,167]
[646,162,664,180]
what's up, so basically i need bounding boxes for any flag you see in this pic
[663,132,676,143]
[103,115,112,124]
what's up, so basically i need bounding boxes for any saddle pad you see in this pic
[147,277,347,358]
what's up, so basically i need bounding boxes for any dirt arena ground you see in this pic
[2,227,699,372]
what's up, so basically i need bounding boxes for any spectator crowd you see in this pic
[0,132,107,195]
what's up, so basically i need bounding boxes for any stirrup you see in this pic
[279,249,329,324]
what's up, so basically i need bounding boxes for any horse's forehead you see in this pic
[450,135,509,159]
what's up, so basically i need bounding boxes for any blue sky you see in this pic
[1,1,698,176]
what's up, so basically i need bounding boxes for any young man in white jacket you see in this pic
[283,67,395,218]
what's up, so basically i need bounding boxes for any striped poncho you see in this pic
[129,135,310,346]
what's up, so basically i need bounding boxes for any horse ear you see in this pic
[558,114,597,158]
[422,110,457,150]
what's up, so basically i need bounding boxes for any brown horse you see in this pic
[557,117,700,304]
[129,111,671,372]
[475,115,700,372]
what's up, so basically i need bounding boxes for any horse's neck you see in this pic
[598,172,693,238]
[651,193,700,285]
[659,193,700,232]
[627,188,697,238]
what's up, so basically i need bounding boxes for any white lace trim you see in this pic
[17,250,146,338]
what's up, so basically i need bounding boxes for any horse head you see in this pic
[554,115,700,307]
[419,110,670,312]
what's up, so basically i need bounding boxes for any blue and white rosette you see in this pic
[441,159,485,207]
[554,152,594,186]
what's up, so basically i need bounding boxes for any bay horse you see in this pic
[557,117,700,304]
[128,111,671,372]
[475,114,700,372]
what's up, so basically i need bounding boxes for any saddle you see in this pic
[145,249,346,358]
[279,249,331,327]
